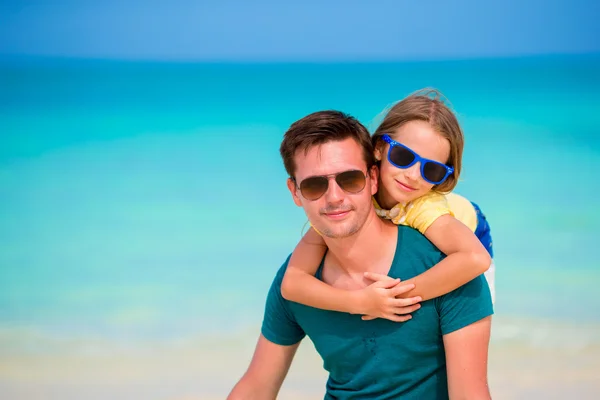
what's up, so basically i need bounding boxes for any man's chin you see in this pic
[318,223,360,239]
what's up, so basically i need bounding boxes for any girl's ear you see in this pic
[373,140,384,162]
[374,147,382,161]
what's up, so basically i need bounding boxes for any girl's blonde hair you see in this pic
[371,88,464,193]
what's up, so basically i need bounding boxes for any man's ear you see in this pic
[369,165,379,196]
[287,178,303,207]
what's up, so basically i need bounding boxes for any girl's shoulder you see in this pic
[444,192,478,231]
[373,192,452,234]
[408,191,449,210]
[404,193,453,234]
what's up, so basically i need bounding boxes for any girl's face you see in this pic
[374,120,451,209]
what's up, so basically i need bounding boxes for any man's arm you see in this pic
[443,316,492,400]
[228,334,300,400]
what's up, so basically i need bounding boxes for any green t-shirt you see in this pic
[262,225,493,399]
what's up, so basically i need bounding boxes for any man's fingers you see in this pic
[361,315,377,321]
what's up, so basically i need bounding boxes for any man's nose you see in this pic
[324,177,344,203]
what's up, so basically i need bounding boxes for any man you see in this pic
[228,111,493,399]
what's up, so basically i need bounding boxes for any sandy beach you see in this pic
[1,317,599,399]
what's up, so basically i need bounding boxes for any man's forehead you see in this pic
[293,139,366,179]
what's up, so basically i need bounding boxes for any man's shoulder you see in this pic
[262,253,307,346]
[392,225,445,275]
[397,225,443,256]
[272,254,292,285]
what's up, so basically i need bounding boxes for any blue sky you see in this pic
[0,0,598,61]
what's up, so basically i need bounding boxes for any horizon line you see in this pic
[1,51,600,65]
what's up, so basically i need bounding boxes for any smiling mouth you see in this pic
[395,180,416,191]
[322,209,352,219]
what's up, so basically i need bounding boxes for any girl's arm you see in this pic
[368,214,490,301]
[281,227,420,321]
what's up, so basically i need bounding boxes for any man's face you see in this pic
[287,138,378,239]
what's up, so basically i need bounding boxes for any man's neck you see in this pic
[322,210,398,277]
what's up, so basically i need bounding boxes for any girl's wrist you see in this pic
[349,289,368,315]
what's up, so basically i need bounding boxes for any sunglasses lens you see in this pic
[299,176,329,200]
[389,146,415,167]
[335,170,366,193]
[423,162,448,183]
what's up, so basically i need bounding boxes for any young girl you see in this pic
[280,89,495,321]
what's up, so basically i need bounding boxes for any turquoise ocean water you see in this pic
[1,55,599,352]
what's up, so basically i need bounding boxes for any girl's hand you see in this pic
[357,272,421,322]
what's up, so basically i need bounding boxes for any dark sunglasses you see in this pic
[293,169,367,201]
[381,134,454,185]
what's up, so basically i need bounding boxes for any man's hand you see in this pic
[356,272,421,322]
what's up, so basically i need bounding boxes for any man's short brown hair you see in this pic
[280,110,374,178]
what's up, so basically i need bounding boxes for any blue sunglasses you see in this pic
[381,134,454,185]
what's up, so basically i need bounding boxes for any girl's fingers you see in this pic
[389,283,416,297]
[391,296,422,307]
[392,304,421,315]
[364,272,398,282]
[385,314,412,323]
